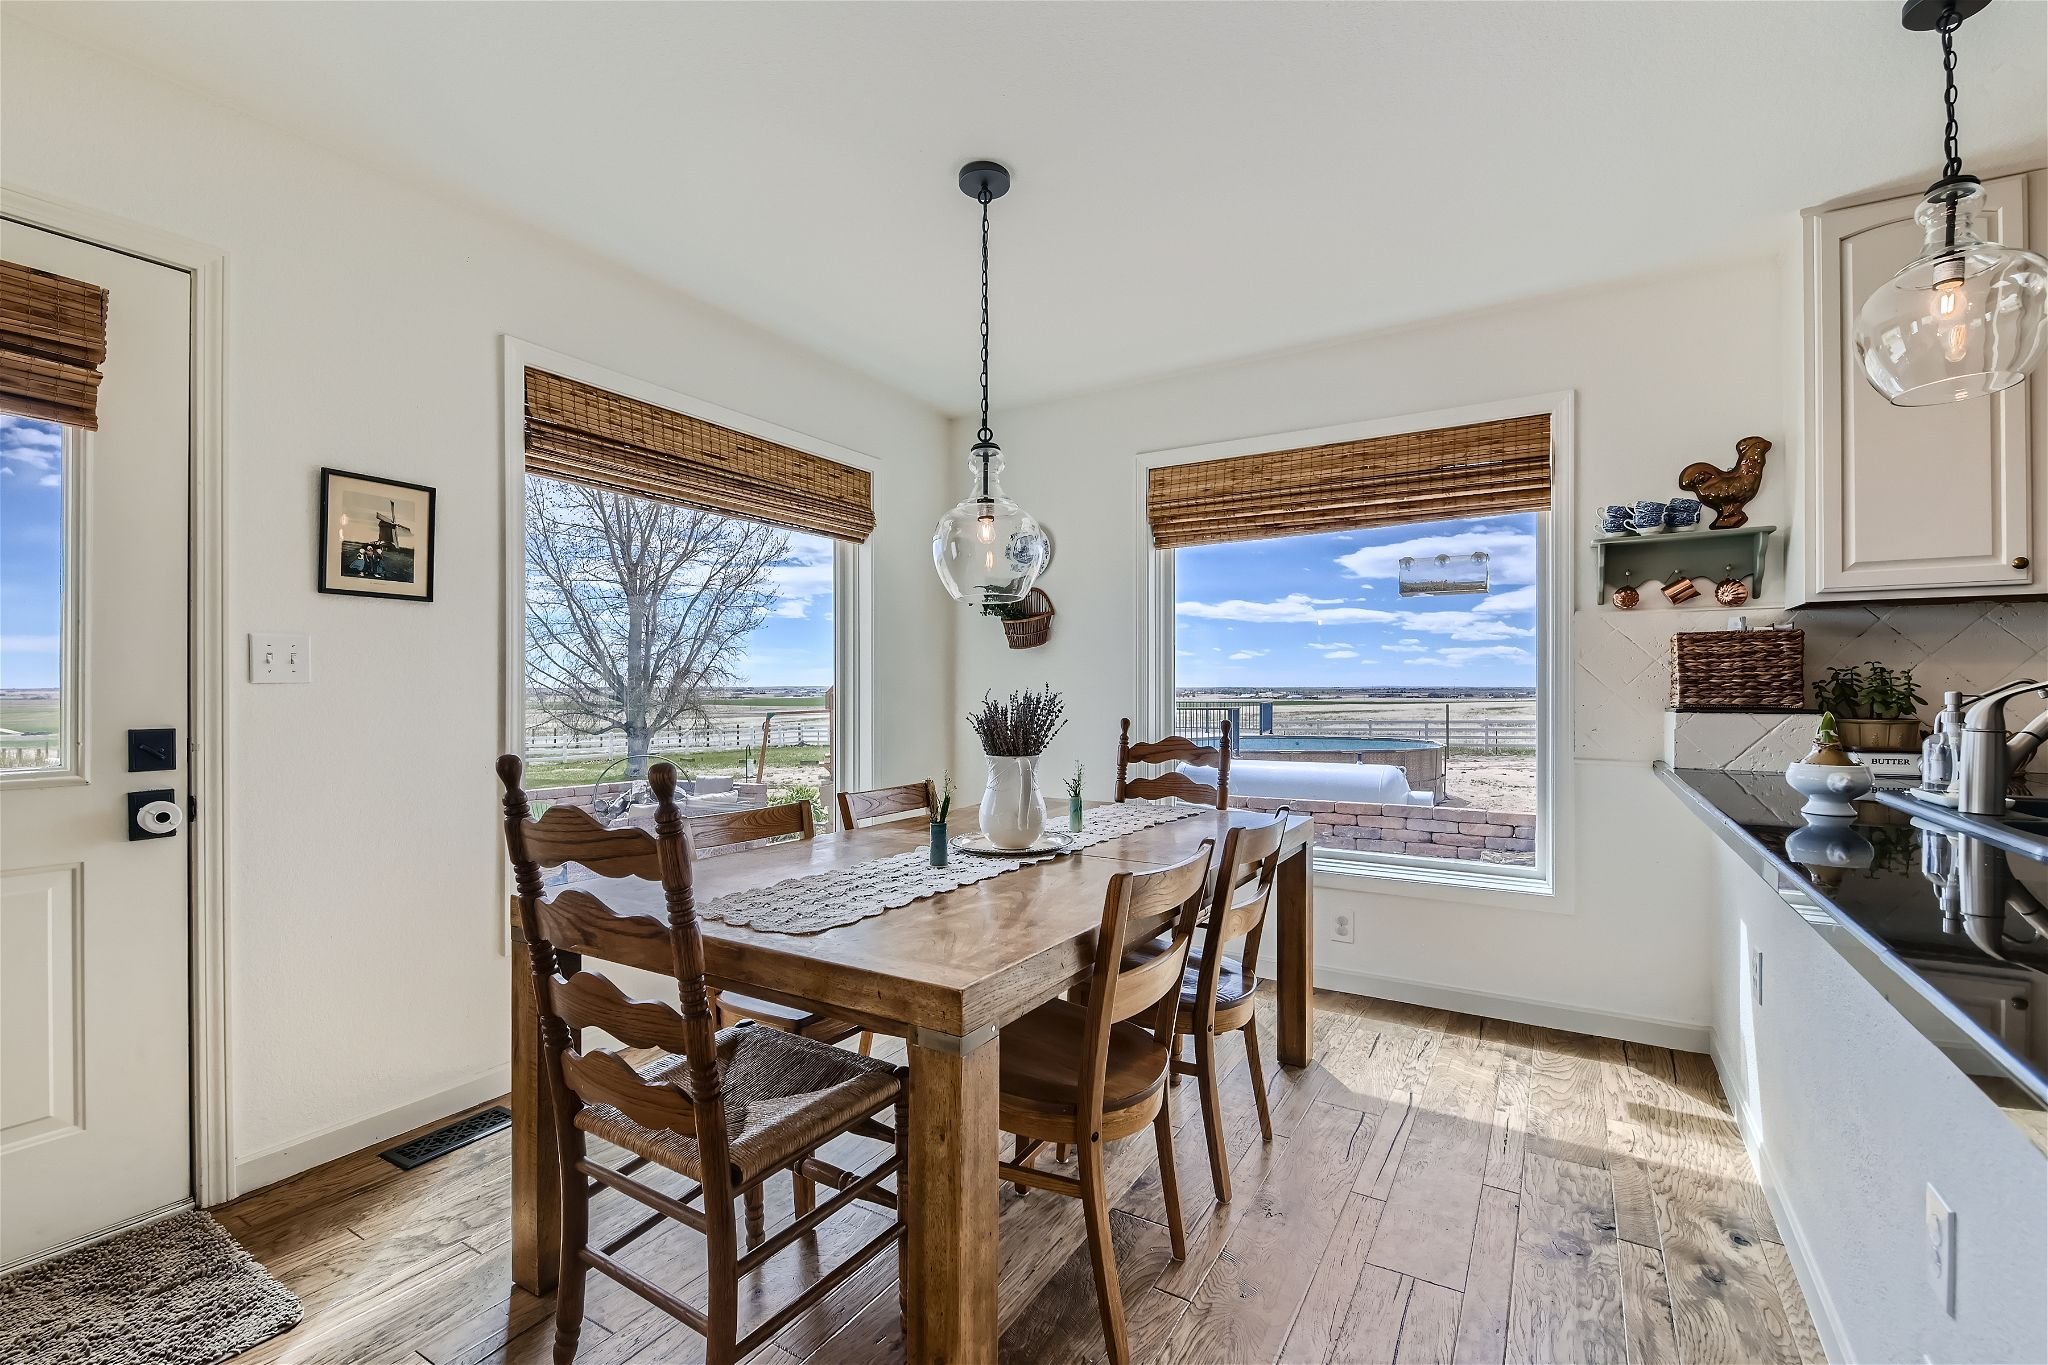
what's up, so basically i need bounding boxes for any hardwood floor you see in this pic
[214,990,1824,1364]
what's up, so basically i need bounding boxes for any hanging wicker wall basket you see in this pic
[1000,589,1054,650]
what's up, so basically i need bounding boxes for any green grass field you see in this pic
[521,743,828,789]
[0,693,60,738]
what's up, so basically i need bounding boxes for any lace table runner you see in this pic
[699,799,1211,936]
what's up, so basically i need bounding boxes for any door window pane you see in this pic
[0,416,71,775]
[522,475,837,828]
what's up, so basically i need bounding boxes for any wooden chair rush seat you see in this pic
[498,757,905,1365]
[996,842,1215,1365]
[1171,812,1289,1203]
[835,779,938,831]
[1114,716,1232,808]
[689,801,874,1059]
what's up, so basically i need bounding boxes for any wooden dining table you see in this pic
[506,803,1316,1363]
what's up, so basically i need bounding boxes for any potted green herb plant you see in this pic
[1811,661,1927,753]
[1065,761,1086,833]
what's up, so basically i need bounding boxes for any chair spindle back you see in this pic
[1114,717,1232,809]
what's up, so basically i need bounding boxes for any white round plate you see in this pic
[952,831,1079,857]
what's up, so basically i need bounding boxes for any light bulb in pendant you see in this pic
[977,512,996,543]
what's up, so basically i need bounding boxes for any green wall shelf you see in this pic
[1592,525,1775,607]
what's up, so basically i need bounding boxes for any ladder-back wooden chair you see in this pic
[1114,716,1232,809]
[835,779,937,831]
[498,758,905,1365]
[1171,812,1289,1203]
[687,801,875,1061]
[996,842,1214,1365]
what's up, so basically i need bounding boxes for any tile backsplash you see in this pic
[1575,599,2047,762]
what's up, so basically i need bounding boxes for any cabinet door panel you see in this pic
[1811,174,2034,595]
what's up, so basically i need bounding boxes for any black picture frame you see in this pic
[318,467,437,602]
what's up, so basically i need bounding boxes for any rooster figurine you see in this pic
[1678,436,1769,530]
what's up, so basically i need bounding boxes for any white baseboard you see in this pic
[1710,1041,1854,1365]
[228,1066,511,1200]
[1301,961,1712,1054]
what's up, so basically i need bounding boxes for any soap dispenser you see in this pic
[1920,691,1965,800]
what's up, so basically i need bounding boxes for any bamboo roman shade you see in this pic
[523,369,875,542]
[0,260,110,430]
[1147,413,1552,548]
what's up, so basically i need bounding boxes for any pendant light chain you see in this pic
[1938,1,1963,180]
[977,188,994,445]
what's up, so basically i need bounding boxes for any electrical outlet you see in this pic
[1925,1184,1957,1317]
[249,632,311,684]
[1752,949,1765,1008]
[1330,911,1355,945]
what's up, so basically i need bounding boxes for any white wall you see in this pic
[953,254,1800,1044]
[1,21,955,1190]
[1710,841,2048,1365]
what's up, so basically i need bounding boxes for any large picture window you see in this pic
[521,475,839,827]
[513,361,871,832]
[1148,406,1557,889]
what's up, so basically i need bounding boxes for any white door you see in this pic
[0,222,192,1266]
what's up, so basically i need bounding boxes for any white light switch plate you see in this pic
[248,632,311,684]
[1925,1184,1956,1317]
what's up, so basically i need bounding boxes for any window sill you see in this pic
[1312,851,1560,910]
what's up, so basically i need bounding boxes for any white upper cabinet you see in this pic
[1801,171,2040,600]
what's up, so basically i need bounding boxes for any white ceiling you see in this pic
[23,1,2048,413]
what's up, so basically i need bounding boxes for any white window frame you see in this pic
[498,337,875,858]
[1135,392,1574,902]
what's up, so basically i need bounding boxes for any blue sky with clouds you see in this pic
[1176,514,1539,688]
[0,415,65,689]
[731,529,835,688]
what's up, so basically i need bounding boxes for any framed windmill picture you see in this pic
[318,468,437,601]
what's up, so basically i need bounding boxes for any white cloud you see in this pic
[1474,583,1538,615]
[1227,649,1268,661]
[1176,649,1196,658]
[1177,594,1530,641]
[1335,526,1537,586]
[1321,648,1359,660]
[1413,644,1534,668]
[37,474,60,488]
[1381,642,1426,653]
[0,634,58,653]
[1305,641,1355,652]
[1179,594,1398,625]
[765,537,834,619]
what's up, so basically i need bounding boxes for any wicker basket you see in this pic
[1669,629,1804,711]
[1001,589,1054,650]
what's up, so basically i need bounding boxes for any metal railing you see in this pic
[1174,701,1535,753]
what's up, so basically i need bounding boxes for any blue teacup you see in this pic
[1599,504,1633,535]
[1630,500,1669,534]
[1667,497,1703,531]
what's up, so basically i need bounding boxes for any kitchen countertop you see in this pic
[1655,763,2048,1140]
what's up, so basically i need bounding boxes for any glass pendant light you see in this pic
[933,161,1048,607]
[1855,0,2048,406]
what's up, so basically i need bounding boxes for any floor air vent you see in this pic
[380,1105,513,1170]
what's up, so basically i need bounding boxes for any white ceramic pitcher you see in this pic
[979,754,1046,849]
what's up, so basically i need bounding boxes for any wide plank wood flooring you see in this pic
[214,990,1824,1364]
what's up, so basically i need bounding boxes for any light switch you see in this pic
[249,632,311,684]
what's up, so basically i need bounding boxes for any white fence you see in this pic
[1176,703,1536,753]
[525,717,829,759]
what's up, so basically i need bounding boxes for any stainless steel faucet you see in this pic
[1958,680,2048,816]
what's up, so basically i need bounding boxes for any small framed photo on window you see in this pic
[318,468,436,602]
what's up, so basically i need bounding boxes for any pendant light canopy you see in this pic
[933,161,1048,607]
[1855,0,2048,406]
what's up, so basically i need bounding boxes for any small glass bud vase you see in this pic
[1069,794,1085,833]
[929,819,949,868]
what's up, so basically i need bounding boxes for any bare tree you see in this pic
[526,480,789,776]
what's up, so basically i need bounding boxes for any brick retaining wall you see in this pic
[1229,794,1536,865]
